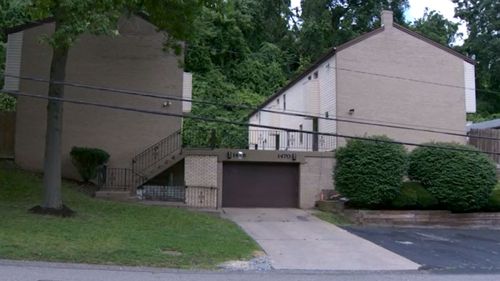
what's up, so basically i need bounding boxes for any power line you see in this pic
[336,67,480,93]
[260,106,467,134]
[3,89,500,157]
[5,73,498,141]
[184,44,500,95]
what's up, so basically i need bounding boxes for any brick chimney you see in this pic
[381,10,394,27]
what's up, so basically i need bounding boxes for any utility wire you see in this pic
[4,73,498,141]
[3,89,500,157]
[185,44,499,95]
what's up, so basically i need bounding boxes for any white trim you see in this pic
[182,72,192,113]
[464,62,476,113]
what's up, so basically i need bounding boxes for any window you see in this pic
[283,94,287,110]
[299,124,303,144]
[313,71,318,79]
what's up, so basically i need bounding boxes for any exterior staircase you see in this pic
[96,130,184,200]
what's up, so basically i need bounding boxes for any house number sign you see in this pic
[277,153,297,161]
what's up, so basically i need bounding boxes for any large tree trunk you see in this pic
[42,32,69,210]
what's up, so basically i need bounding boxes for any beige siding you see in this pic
[4,32,23,91]
[248,56,337,151]
[336,24,467,146]
[318,56,337,151]
[15,16,183,179]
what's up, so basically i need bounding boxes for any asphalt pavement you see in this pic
[344,226,500,272]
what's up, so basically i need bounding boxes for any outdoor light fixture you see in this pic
[348,108,355,115]
[237,151,244,160]
[162,101,172,108]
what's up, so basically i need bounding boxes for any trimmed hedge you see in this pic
[334,136,407,208]
[485,186,500,212]
[408,142,497,212]
[70,147,110,182]
[391,182,439,210]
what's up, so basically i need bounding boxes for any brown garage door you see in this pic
[222,162,299,208]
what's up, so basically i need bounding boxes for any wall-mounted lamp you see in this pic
[162,101,172,108]
[348,108,355,115]
[237,151,245,160]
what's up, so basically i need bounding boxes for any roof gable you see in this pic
[249,23,475,118]
[392,24,475,65]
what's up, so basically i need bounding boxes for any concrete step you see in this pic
[95,190,136,202]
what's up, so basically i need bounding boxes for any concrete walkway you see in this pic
[223,208,420,271]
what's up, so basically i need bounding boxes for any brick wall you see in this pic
[184,155,218,208]
[299,156,335,208]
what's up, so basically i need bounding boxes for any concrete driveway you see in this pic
[223,208,419,271]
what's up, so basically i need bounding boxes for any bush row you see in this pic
[334,136,497,212]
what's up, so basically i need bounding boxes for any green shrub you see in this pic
[0,93,16,112]
[334,136,408,208]
[391,182,439,210]
[70,147,110,182]
[484,184,500,211]
[408,142,497,212]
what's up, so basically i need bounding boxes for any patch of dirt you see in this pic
[63,180,100,197]
[160,249,182,256]
[218,252,273,271]
[29,205,75,218]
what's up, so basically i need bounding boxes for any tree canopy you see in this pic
[411,8,460,46]
[453,0,500,115]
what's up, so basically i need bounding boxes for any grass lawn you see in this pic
[313,210,352,226]
[0,162,258,268]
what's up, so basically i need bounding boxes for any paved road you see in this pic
[344,226,500,271]
[222,208,418,271]
[1,260,500,281]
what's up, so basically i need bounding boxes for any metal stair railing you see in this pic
[131,130,183,177]
[97,165,147,191]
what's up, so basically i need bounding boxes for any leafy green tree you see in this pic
[183,70,264,149]
[411,9,460,46]
[183,1,291,147]
[297,0,409,63]
[17,0,202,211]
[453,0,500,115]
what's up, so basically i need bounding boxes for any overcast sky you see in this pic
[290,0,468,44]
